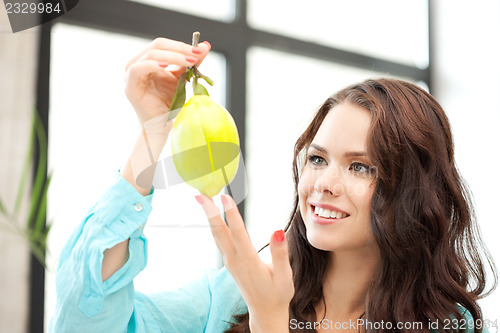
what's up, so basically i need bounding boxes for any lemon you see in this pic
[171,95,240,197]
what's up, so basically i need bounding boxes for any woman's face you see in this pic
[298,102,377,253]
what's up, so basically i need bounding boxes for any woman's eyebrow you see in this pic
[308,143,327,153]
[309,143,367,157]
[344,151,368,157]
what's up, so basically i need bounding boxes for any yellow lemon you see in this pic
[171,95,240,197]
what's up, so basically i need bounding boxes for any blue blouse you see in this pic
[48,173,247,333]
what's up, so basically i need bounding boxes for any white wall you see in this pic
[432,0,500,320]
[0,9,38,333]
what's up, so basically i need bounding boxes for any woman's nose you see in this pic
[313,167,344,196]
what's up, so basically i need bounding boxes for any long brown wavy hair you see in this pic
[225,78,497,333]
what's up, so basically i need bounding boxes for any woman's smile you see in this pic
[309,203,350,225]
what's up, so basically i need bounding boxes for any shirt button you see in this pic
[134,203,143,212]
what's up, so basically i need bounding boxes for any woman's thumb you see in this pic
[270,230,292,282]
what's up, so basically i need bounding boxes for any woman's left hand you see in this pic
[196,194,294,332]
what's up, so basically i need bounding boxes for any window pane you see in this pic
[129,0,235,22]
[248,0,429,68]
[245,47,416,260]
[46,23,226,330]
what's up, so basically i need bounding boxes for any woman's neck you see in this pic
[316,248,380,322]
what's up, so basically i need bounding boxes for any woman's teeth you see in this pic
[314,206,348,219]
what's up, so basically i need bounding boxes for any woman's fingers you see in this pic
[196,194,256,265]
[126,37,193,70]
[195,195,235,259]
[269,230,293,287]
[125,60,170,81]
[196,194,294,315]
[220,194,254,253]
[137,49,198,68]
[126,38,211,71]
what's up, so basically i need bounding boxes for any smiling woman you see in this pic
[240,78,497,333]
[48,33,496,332]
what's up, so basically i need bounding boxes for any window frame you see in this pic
[34,0,431,329]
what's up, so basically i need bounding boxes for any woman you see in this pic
[49,37,496,333]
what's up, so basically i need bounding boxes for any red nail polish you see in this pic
[192,47,202,54]
[195,195,204,204]
[273,230,285,243]
[186,56,197,63]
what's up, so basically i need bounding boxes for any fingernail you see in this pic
[220,194,232,210]
[204,41,211,49]
[158,63,168,67]
[273,230,285,243]
[186,56,197,63]
[192,46,202,54]
[195,195,204,205]
[196,195,221,219]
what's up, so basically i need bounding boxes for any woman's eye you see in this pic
[350,162,373,175]
[307,154,326,165]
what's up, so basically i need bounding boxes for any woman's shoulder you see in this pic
[454,304,492,333]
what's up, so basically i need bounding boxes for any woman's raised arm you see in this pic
[50,38,213,333]
[101,38,211,282]
[121,37,211,195]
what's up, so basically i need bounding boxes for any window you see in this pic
[45,22,228,328]
[129,0,236,22]
[248,0,429,68]
[42,0,430,330]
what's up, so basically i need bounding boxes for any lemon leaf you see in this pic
[170,71,187,112]
[186,68,194,82]
[193,79,209,96]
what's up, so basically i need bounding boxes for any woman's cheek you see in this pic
[298,169,314,198]
[345,176,375,198]
[297,171,312,213]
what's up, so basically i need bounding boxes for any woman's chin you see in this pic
[305,230,338,252]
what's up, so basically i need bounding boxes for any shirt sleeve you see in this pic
[455,305,490,333]
[49,172,246,333]
[49,172,156,333]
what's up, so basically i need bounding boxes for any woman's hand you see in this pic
[124,37,211,124]
[119,37,210,195]
[196,194,294,333]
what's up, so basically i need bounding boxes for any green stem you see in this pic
[165,31,215,123]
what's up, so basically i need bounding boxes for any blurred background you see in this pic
[1,0,499,332]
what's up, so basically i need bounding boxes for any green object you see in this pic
[168,32,239,196]
[0,109,52,266]
[171,95,240,197]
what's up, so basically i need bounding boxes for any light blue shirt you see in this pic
[49,173,247,333]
